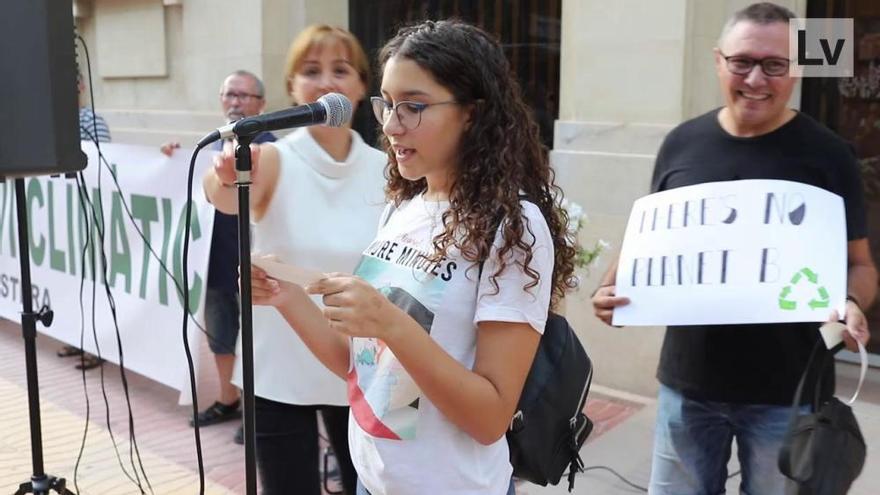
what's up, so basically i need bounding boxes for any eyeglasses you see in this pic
[719,51,791,77]
[370,97,458,130]
[220,91,263,102]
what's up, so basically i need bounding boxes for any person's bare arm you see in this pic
[308,275,540,445]
[250,266,351,378]
[202,142,280,220]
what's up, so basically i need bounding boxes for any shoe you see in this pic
[57,345,84,358]
[233,425,244,445]
[190,400,241,427]
[74,353,104,370]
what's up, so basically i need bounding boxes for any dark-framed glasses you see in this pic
[719,51,791,77]
[220,91,263,102]
[370,97,458,130]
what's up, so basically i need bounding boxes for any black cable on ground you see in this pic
[572,464,743,493]
[77,35,217,493]
[75,36,151,494]
[81,126,217,493]
[580,465,648,492]
[72,158,146,494]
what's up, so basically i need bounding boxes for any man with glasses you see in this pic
[592,3,876,494]
[162,70,276,443]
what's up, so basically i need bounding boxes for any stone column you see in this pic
[553,0,688,397]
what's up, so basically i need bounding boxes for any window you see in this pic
[349,0,561,148]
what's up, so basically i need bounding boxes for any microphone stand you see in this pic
[233,136,258,495]
[13,178,75,495]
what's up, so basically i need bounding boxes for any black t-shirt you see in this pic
[651,108,867,405]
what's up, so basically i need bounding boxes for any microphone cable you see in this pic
[181,143,210,495]
[74,35,151,494]
[78,127,214,495]
[78,131,231,353]
[70,171,92,495]
[76,35,246,495]
[70,168,143,493]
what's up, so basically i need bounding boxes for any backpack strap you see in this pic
[821,321,869,405]
[849,341,869,404]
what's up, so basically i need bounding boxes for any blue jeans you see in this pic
[203,288,239,355]
[650,384,807,495]
[356,477,515,494]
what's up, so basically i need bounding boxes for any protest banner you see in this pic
[0,142,215,400]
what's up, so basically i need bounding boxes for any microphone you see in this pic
[197,92,352,147]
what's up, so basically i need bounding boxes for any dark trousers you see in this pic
[255,396,357,495]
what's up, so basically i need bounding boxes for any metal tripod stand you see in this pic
[11,178,75,495]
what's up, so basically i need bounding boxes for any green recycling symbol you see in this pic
[778,267,829,311]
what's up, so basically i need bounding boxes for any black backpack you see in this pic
[506,312,593,491]
[778,340,866,494]
[478,202,594,491]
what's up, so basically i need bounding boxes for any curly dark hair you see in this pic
[377,19,577,307]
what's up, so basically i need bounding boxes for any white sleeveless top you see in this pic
[232,127,387,405]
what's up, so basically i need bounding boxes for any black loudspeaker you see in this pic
[0,0,87,178]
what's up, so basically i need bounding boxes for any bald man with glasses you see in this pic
[592,3,876,494]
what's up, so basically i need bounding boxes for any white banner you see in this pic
[614,179,847,326]
[0,142,216,400]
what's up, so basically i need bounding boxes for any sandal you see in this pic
[190,400,241,427]
[57,345,84,358]
[75,353,104,370]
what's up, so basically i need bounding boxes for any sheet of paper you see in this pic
[252,255,326,287]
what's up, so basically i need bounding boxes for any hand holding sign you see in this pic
[591,285,629,326]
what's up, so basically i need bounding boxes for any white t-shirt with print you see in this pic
[348,194,554,495]
[231,127,387,405]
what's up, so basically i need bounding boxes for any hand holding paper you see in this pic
[252,254,326,287]
[250,254,329,308]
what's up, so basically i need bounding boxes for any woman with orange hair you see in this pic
[204,25,386,494]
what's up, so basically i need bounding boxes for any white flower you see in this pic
[560,198,587,236]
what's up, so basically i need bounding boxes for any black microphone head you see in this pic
[318,93,352,127]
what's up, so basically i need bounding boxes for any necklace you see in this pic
[422,194,446,236]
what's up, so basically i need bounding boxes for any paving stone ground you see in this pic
[0,318,642,494]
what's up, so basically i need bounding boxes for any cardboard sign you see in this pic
[613,180,847,326]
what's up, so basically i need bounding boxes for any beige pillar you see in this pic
[553,0,689,398]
